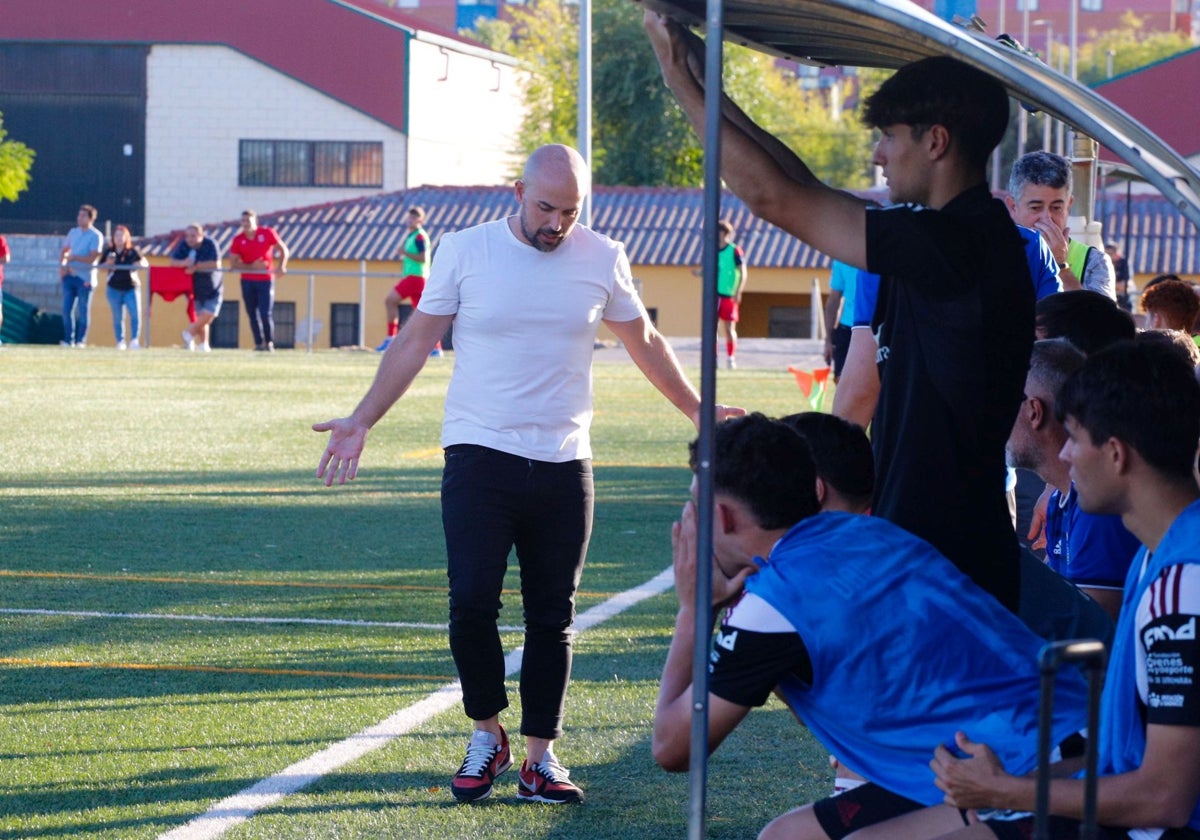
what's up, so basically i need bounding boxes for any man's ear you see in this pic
[1026,395,1047,431]
[814,477,828,508]
[1107,436,1133,476]
[716,501,737,535]
[926,124,951,161]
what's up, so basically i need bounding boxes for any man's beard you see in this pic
[520,208,564,252]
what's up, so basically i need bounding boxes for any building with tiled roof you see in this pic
[125,183,1197,351]
[0,0,522,238]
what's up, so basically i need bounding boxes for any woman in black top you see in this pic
[100,224,148,349]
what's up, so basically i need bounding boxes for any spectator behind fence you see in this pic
[100,224,148,350]
[229,210,289,352]
[171,224,223,353]
[1107,242,1133,311]
[59,204,104,347]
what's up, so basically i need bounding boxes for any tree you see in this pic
[468,0,879,187]
[502,0,581,166]
[1073,11,1193,85]
[0,113,34,203]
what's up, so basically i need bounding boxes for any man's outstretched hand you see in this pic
[313,417,369,487]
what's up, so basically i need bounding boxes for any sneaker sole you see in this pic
[516,789,584,805]
[451,756,512,803]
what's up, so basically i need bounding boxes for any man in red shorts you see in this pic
[378,206,440,355]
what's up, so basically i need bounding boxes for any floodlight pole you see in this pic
[687,1,724,839]
[578,0,593,227]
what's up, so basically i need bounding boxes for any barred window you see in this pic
[239,140,383,187]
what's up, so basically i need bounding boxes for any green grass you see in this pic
[0,345,827,839]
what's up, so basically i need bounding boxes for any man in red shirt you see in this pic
[229,209,289,351]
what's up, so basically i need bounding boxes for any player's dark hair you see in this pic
[1055,340,1200,486]
[779,412,873,510]
[1136,328,1200,370]
[1035,290,1135,355]
[863,56,1008,171]
[689,413,819,530]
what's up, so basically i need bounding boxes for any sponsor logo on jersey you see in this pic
[1144,616,1197,649]
[715,628,739,652]
[1148,691,1185,708]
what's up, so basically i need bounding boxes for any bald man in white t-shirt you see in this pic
[314,144,738,806]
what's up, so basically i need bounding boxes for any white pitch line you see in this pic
[157,567,675,840]
[0,607,523,634]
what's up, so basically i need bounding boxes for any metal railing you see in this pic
[2,259,416,352]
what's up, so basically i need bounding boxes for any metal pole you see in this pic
[359,258,367,349]
[578,0,593,227]
[1055,43,1066,155]
[688,2,724,839]
[307,273,316,353]
[1069,0,1078,80]
[1044,25,1054,151]
[1017,6,1030,154]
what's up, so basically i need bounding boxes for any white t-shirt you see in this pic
[418,218,645,462]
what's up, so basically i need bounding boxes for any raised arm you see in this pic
[313,310,453,486]
[644,11,869,268]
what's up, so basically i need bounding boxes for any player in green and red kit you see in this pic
[716,220,746,369]
[378,206,439,355]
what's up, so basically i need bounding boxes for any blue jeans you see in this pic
[106,286,141,344]
[241,279,274,346]
[61,275,94,344]
[441,444,594,740]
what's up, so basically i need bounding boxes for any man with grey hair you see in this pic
[1007,150,1116,299]
[1007,337,1140,620]
[314,144,738,805]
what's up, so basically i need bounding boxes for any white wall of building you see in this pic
[144,40,524,237]
[405,37,524,186]
[145,44,408,236]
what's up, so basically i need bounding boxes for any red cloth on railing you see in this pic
[149,266,195,322]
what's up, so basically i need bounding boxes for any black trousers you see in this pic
[441,444,593,740]
[240,279,274,346]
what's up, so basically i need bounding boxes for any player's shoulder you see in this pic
[724,592,797,633]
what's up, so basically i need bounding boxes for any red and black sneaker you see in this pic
[517,750,584,804]
[450,726,512,803]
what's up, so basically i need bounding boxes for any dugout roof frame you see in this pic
[639,0,1200,228]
